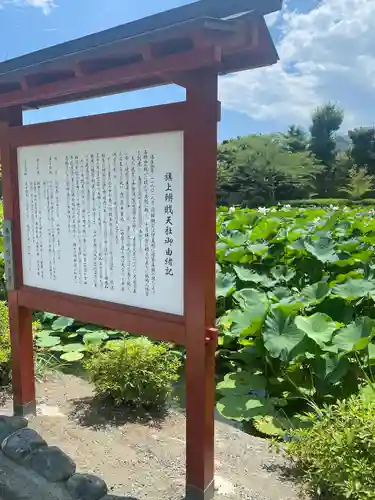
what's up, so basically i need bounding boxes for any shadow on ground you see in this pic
[262,462,304,487]
[69,395,169,430]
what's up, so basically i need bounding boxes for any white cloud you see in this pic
[11,0,56,14]
[220,0,375,131]
[265,11,280,28]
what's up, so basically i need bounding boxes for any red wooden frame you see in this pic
[0,72,219,500]
[0,46,222,109]
[0,2,281,497]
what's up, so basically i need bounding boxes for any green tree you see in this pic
[309,103,344,165]
[333,150,353,192]
[217,134,320,207]
[281,125,308,153]
[348,127,375,175]
[340,166,374,200]
[309,103,344,196]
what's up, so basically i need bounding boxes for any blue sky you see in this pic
[1,0,374,140]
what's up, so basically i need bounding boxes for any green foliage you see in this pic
[310,103,344,166]
[0,202,7,301]
[340,167,374,200]
[215,204,375,432]
[215,105,375,208]
[34,352,65,381]
[286,198,375,207]
[349,127,375,176]
[309,103,345,196]
[0,301,10,385]
[280,125,308,153]
[35,313,127,362]
[217,135,320,207]
[84,337,181,408]
[281,390,375,499]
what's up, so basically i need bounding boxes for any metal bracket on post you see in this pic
[3,219,15,291]
[205,327,218,343]
[205,327,218,353]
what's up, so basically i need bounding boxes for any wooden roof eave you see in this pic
[0,12,279,110]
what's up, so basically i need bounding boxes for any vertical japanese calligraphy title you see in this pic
[164,171,174,277]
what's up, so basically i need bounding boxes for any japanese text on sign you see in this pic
[17,132,184,315]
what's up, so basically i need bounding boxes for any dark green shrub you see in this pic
[0,301,11,385]
[285,198,348,206]
[286,198,375,207]
[84,337,181,408]
[217,134,319,207]
[281,391,375,499]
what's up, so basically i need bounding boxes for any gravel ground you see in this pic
[0,374,300,500]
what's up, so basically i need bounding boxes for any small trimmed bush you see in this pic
[0,301,11,385]
[84,337,181,408]
[282,390,375,499]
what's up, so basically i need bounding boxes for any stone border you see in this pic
[0,415,116,500]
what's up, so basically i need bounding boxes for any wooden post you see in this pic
[184,70,219,500]
[0,107,36,417]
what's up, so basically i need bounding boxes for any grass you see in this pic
[34,352,66,382]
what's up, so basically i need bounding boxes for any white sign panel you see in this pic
[17,131,184,315]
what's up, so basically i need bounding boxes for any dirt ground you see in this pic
[0,373,299,500]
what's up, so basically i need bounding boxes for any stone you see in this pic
[1,428,47,462]
[0,416,28,443]
[25,445,76,482]
[0,450,74,500]
[66,473,108,500]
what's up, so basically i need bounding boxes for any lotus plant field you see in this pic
[30,203,375,436]
[215,204,375,436]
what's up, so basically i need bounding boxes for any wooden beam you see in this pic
[0,45,221,109]
[9,101,195,147]
[18,287,185,345]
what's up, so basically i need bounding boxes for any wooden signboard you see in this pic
[18,131,184,315]
[0,1,281,498]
